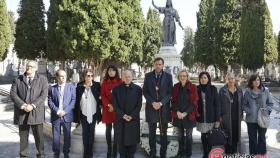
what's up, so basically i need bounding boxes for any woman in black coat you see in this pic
[171,69,199,158]
[73,69,102,158]
[219,73,243,154]
[196,72,220,158]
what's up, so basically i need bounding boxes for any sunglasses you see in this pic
[86,75,93,77]
[27,65,36,68]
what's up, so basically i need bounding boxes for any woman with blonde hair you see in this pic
[171,69,199,158]
[219,73,243,154]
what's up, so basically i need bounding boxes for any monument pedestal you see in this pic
[155,46,182,81]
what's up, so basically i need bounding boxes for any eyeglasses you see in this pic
[27,65,36,68]
[86,75,93,77]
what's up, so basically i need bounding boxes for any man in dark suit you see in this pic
[112,70,142,158]
[10,60,48,158]
[143,57,173,158]
[48,70,76,158]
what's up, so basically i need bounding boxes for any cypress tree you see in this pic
[46,0,67,61]
[239,0,264,70]
[0,0,11,59]
[14,0,46,59]
[212,0,240,73]
[194,0,216,67]
[181,27,195,68]
[277,31,280,63]
[142,8,161,69]
[263,1,278,63]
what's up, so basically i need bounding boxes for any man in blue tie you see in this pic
[48,70,76,158]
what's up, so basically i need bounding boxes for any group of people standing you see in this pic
[10,58,273,158]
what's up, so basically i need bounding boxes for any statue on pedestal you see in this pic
[152,0,184,46]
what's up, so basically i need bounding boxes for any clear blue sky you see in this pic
[6,0,280,52]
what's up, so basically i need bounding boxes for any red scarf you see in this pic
[171,82,200,121]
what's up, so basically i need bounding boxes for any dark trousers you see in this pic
[19,124,44,158]
[52,118,71,156]
[201,133,210,158]
[81,114,96,158]
[177,128,193,158]
[106,123,117,157]
[247,122,267,155]
[148,122,168,158]
[225,119,238,154]
[119,144,136,158]
[225,143,237,155]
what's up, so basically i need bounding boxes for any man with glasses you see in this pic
[48,70,76,158]
[10,60,48,158]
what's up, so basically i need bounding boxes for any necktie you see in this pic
[28,77,32,86]
[58,86,63,110]
[156,74,160,84]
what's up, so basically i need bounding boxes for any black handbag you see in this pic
[206,127,227,147]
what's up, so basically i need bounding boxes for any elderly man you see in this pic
[112,70,142,158]
[48,70,76,158]
[10,60,48,158]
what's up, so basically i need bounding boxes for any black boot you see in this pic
[106,124,113,158]
[107,145,112,158]
[112,142,117,158]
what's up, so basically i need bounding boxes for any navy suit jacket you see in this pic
[48,83,76,123]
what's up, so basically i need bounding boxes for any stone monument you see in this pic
[152,0,183,82]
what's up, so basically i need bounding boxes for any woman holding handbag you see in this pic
[171,69,199,158]
[196,72,221,158]
[101,65,122,158]
[219,73,243,154]
[243,74,273,156]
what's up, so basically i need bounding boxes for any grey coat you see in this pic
[242,86,273,123]
[10,73,48,125]
[219,85,243,147]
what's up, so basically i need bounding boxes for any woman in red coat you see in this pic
[101,65,122,158]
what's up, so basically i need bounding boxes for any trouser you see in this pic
[177,128,193,158]
[119,144,136,158]
[106,123,117,157]
[148,122,168,158]
[247,122,267,155]
[81,114,96,158]
[19,124,44,158]
[225,119,238,154]
[201,133,210,158]
[52,118,71,156]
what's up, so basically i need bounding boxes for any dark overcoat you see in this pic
[143,71,173,123]
[196,85,220,123]
[219,85,243,152]
[112,83,142,146]
[10,73,48,125]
